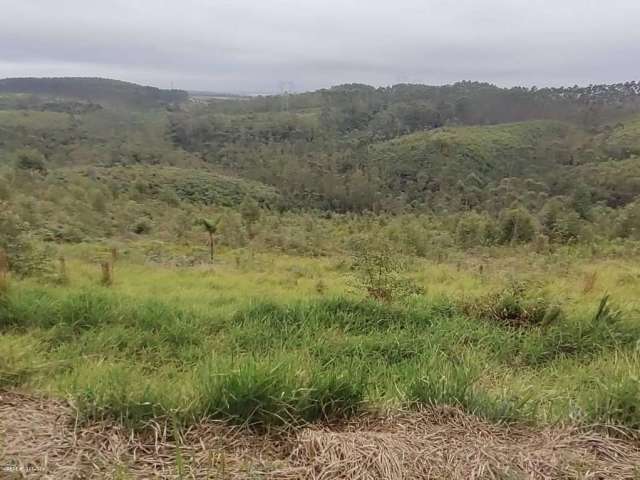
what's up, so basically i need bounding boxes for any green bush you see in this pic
[463,281,562,328]
[498,208,536,244]
[455,212,496,248]
[0,202,54,278]
[539,198,583,243]
[14,148,47,173]
[349,236,423,302]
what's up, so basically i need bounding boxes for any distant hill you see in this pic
[3,76,640,218]
[0,77,188,108]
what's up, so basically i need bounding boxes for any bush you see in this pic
[233,297,436,337]
[0,335,42,387]
[455,212,496,248]
[408,355,477,408]
[349,236,423,302]
[498,208,536,244]
[0,203,54,278]
[540,198,582,243]
[131,218,152,235]
[64,362,178,426]
[14,148,47,173]
[463,281,563,328]
[218,212,248,247]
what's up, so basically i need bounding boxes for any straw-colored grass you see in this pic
[2,391,640,479]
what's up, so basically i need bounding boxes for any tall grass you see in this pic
[197,356,364,427]
[2,283,639,430]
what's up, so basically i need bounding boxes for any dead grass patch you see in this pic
[1,392,639,479]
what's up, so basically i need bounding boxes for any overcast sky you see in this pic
[1,0,639,93]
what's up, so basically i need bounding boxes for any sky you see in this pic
[1,0,639,94]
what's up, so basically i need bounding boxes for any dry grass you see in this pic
[0,248,8,293]
[0,391,286,479]
[100,261,113,286]
[2,392,640,479]
[278,409,640,480]
[582,271,598,295]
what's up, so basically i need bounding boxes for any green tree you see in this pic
[200,217,220,263]
[498,208,536,244]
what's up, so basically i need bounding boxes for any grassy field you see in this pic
[3,244,640,434]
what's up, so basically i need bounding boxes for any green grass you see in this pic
[2,251,640,431]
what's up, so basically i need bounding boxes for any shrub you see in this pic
[298,367,364,421]
[407,352,534,423]
[64,362,176,426]
[349,236,423,302]
[540,198,582,243]
[498,208,536,244]
[14,148,47,173]
[0,335,42,387]
[131,218,152,235]
[0,203,54,278]
[0,248,8,293]
[455,212,496,248]
[463,281,563,328]
[218,212,248,247]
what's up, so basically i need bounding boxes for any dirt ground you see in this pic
[1,390,640,479]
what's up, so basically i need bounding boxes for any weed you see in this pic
[590,376,640,428]
[592,295,622,325]
[314,279,327,295]
[56,256,69,285]
[463,281,563,328]
[197,356,363,428]
[101,261,113,286]
[407,355,477,409]
[349,236,423,303]
[582,271,598,294]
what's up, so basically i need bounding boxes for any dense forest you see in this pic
[3,77,640,264]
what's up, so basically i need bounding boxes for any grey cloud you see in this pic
[0,0,639,93]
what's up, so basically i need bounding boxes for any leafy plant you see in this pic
[592,295,622,325]
[463,280,563,328]
[349,236,423,303]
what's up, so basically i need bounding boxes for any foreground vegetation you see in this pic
[2,78,640,441]
[2,245,640,433]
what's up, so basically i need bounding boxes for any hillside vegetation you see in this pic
[4,79,640,478]
[2,78,640,247]
[0,77,187,108]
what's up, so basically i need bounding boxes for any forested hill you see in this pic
[4,79,640,245]
[0,77,188,108]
